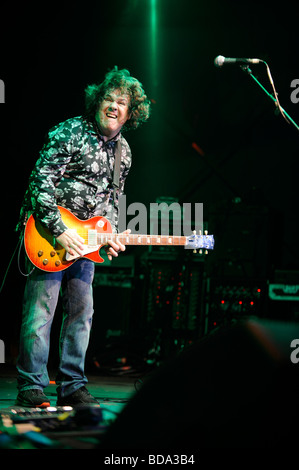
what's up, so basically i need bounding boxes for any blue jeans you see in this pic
[17,258,95,397]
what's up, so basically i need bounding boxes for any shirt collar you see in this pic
[84,116,121,144]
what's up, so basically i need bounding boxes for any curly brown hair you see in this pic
[84,67,151,131]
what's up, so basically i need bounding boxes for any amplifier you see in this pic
[269,270,299,301]
[269,284,299,301]
[267,270,299,321]
[206,278,267,333]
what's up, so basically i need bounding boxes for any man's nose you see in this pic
[109,101,118,111]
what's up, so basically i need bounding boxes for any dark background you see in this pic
[0,0,298,365]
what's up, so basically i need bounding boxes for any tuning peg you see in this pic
[199,249,203,254]
[193,230,196,235]
[204,230,208,235]
[193,249,197,253]
[199,230,202,235]
[205,250,208,255]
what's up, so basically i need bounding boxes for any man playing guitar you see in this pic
[15,68,151,408]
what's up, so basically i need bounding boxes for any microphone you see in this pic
[214,55,261,67]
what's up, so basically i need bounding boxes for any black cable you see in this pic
[17,234,35,277]
[0,237,22,294]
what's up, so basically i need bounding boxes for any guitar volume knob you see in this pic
[43,259,49,265]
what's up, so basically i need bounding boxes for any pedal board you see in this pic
[1,404,102,433]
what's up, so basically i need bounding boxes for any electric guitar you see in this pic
[24,206,215,272]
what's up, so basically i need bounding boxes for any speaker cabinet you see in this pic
[100,318,299,449]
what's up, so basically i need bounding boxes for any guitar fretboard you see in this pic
[97,233,187,246]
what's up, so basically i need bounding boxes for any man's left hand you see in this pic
[105,229,131,261]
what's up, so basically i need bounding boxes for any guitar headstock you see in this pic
[185,230,215,253]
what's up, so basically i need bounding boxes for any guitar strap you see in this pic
[113,139,122,190]
[111,138,122,217]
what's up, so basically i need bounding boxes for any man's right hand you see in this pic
[56,229,85,257]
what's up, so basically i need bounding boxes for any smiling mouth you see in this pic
[106,113,117,119]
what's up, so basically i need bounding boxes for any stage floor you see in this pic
[2,317,299,451]
[0,364,140,449]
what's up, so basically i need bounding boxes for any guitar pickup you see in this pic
[88,229,98,246]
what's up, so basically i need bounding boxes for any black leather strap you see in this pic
[113,139,122,189]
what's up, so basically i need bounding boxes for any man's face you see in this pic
[96,89,131,140]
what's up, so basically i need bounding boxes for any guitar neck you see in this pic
[98,233,187,247]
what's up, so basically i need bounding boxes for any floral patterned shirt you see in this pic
[17,116,132,236]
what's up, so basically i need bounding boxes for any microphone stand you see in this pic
[240,65,299,133]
